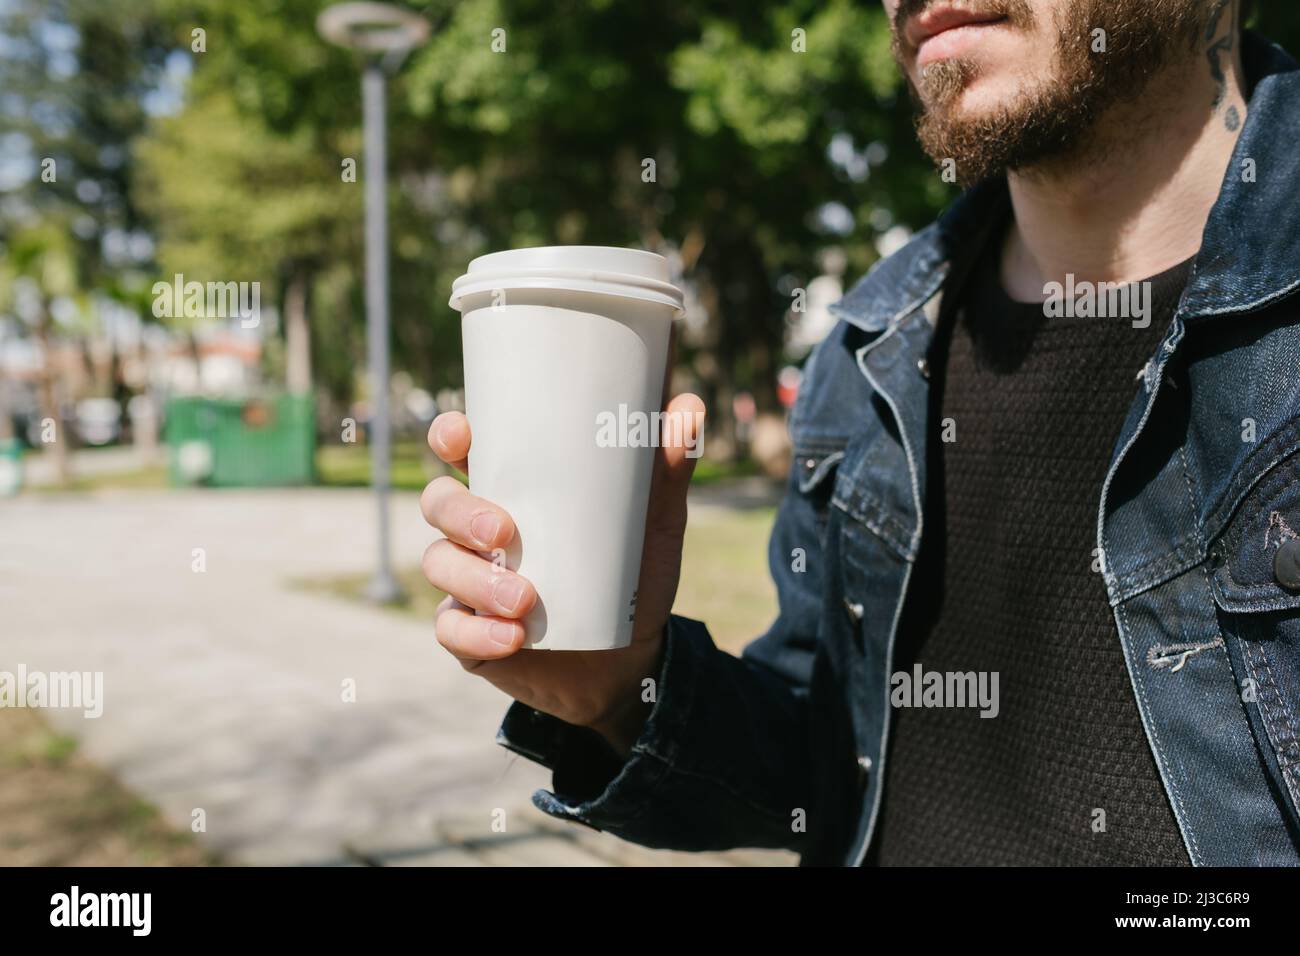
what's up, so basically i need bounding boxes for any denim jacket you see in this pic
[496,32,1300,866]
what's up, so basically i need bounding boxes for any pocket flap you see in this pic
[1208,449,1300,613]
[795,446,847,494]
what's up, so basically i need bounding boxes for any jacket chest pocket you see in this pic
[795,443,847,521]
[1207,447,1300,824]
[794,434,916,632]
[789,437,866,647]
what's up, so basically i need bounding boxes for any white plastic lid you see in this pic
[449,245,685,316]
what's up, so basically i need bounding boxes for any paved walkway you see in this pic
[19,445,156,487]
[0,488,794,866]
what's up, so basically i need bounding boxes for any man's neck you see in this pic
[1001,27,1249,301]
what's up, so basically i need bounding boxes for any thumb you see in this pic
[650,392,706,520]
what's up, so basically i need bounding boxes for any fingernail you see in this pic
[493,576,526,613]
[488,621,517,647]
[470,512,502,546]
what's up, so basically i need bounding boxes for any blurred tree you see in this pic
[134,91,360,396]
[396,0,944,423]
[143,0,434,411]
[132,0,935,436]
[0,221,86,483]
[0,0,173,471]
[0,0,171,289]
[55,0,1300,449]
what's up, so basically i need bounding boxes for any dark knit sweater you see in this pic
[867,235,1195,866]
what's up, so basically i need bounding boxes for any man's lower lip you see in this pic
[916,21,1006,67]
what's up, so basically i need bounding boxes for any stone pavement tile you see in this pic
[348,806,608,868]
[352,811,634,867]
[529,812,729,867]
[532,811,797,866]
[343,819,454,866]
[384,846,488,867]
[440,804,799,867]
[460,833,616,867]
[433,808,613,867]
[234,835,360,867]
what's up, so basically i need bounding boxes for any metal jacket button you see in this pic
[1275,538,1300,592]
[857,755,873,786]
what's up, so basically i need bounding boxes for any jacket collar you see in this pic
[1181,32,1300,320]
[830,31,1300,334]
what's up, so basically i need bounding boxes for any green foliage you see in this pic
[1,221,81,301]
[672,2,897,151]
[13,0,1300,417]
[18,0,947,411]
[0,0,173,303]
[134,92,359,283]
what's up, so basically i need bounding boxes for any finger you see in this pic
[422,538,536,618]
[435,598,527,662]
[657,391,706,480]
[429,412,471,473]
[419,475,516,550]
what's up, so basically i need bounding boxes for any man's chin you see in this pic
[920,66,1025,114]
[914,73,1071,187]
[916,109,1020,188]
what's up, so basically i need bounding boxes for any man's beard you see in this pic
[894,0,1211,187]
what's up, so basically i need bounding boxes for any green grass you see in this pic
[687,457,763,485]
[40,733,79,766]
[15,442,759,504]
[315,440,451,492]
[291,503,778,656]
[20,440,444,493]
[19,440,763,496]
[292,566,448,620]
[25,460,169,493]
[673,505,779,652]
[314,441,762,491]
[0,707,218,866]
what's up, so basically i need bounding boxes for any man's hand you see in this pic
[420,393,705,757]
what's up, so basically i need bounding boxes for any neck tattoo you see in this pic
[1205,0,1241,130]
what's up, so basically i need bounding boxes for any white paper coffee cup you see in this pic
[449,246,685,651]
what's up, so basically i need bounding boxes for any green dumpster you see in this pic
[165,394,315,487]
[0,437,22,496]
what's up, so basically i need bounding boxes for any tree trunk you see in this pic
[0,325,14,442]
[35,307,71,486]
[284,270,312,396]
[0,376,13,443]
[697,228,784,459]
[187,329,203,391]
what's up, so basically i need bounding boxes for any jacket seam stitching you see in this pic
[1180,444,1207,544]
[1242,640,1300,809]
[1205,419,1300,538]
[1216,455,1300,590]
[832,495,913,562]
[1116,597,1202,865]
[1114,534,1202,600]
[1254,643,1300,772]
[1183,275,1300,323]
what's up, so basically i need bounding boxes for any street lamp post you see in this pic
[317,3,430,604]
